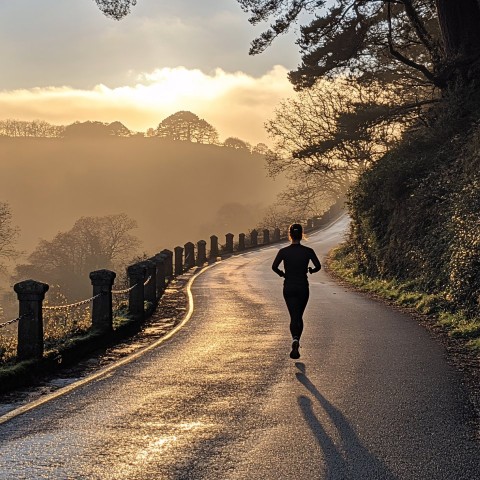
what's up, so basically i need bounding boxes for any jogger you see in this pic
[272,223,321,359]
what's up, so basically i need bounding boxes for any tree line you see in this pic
[0,113,268,154]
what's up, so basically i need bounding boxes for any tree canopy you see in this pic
[264,78,403,213]
[64,120,132,138]
[154,111,219,144]
[15,214,140,299]
[94,0,137,20]
[237,0,480,90]
[223,137,250,150]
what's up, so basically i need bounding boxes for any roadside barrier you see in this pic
[4,198,344,362]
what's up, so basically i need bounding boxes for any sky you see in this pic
[0,0,311,144]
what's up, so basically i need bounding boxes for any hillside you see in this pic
[0,137,286,256]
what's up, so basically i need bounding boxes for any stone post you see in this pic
[250,229,258,247]
[238,233,246,251]
[174,246,184,275]
[225,233,234,254]
[161,249,173,278]
[184,242,195,269]
[89,269,116,334]
[154,253,167,296]
[127,263,146,321]
[210,235,219,259]
[263,229,270,244]
[197,240,207,266]
[14,279,49,361]
[142,260,157,306]
[307,219,313,230]
[273,228,281,242]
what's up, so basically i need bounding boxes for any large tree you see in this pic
[154,111,219,144]
[15,214,140,299]
[236,0,480,90]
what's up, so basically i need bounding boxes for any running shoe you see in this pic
[290,339,300,359]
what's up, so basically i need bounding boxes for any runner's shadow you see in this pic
[295,362,397,480]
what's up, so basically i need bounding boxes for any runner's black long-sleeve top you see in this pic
[272,243,321,284]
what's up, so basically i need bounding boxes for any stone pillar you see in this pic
[142,260,157,306]
[184,242,195,269]
[225,233,234,254]
[154,253,167,296]
[14,279,49,361]
[273,228,281,242]
[250,229,258,247]
[89,269,116,334]
[238,233,246,251]
[161,249,173,278]
[210,235,219,259]
[174,246,184,275]
[127,264,146,321]
[263,229,270,244]
[197,240,207,266]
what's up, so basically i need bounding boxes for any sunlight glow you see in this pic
[0,66,294,143]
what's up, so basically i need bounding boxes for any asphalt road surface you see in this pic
[0,217,479,479]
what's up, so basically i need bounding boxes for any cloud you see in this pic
[0,66,294,144]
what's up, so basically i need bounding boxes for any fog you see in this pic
[0,137,285,259]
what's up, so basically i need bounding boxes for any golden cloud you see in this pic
[0,66,294,144]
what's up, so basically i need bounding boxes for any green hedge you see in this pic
[347,88,480,318]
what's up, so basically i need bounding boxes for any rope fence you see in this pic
[0,316,22,330]
[112,285,136,295]
[43,293,102,311]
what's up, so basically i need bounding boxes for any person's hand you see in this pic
[279,271,285,277]
[308,267,314,274]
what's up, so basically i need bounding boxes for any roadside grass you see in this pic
[328,244,480,351]
[0,302,138,368]
[0,333,17,365]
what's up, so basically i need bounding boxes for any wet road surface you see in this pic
[0,217,479,479]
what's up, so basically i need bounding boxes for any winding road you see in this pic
[0,217,479,479]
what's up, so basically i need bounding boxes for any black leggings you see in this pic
[283,283,309,340]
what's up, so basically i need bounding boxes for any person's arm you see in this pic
[272,250,285,277]
[308,249,321,274]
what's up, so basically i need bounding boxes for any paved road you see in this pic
[0,217,479,479]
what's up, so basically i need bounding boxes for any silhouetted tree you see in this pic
[154,111,219,144]
[94,0,137,20]
[223,137,250,150]
[253,143,269,155]
[64,121,132,138]
[237,1,480,90]
[15,214,140,299]
[265,79,402,211]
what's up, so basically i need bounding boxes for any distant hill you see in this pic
[0,136,286,256]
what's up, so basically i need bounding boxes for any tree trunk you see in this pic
[436,0,480,58]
